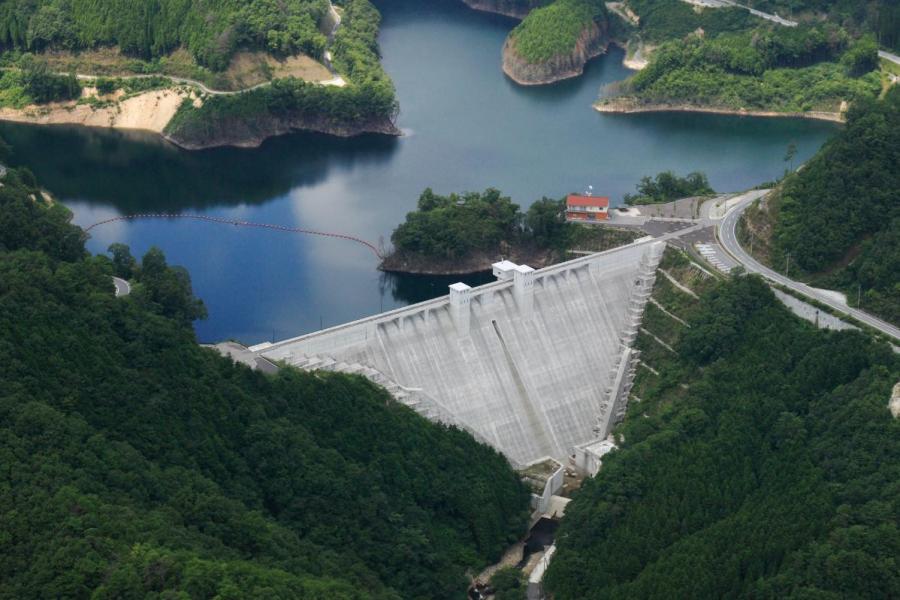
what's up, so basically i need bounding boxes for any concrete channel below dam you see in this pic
[250,240,665,468]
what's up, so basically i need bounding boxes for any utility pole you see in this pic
[785,253,791,277]
[857,283,861,308]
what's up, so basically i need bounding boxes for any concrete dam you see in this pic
[251,240,665,468]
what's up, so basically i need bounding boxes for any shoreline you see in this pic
[502,42,609,86]
[0,89,188,135]
[594,101,846,123]
[0,89,401,150]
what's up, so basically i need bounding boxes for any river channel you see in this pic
[0,0,838,343]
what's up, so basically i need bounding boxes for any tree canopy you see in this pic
[770,87,900,324]
[545,271,900,598]
[623,170,713,205]
[0,0,331,70]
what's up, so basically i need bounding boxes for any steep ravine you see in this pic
[502,20,608,85]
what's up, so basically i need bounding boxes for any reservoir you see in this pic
[0,0,837,344]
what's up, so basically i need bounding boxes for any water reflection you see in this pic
[0,123,399,212]
[381,270,495,305]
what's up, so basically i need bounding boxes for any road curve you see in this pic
[718,191,900,342]
[112,276,131,297]
[879,50,900,67]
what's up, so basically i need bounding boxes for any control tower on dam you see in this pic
[252,240,664,467]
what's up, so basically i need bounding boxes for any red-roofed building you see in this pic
[566,194,609,222]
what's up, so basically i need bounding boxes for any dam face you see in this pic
[253,241,664,467]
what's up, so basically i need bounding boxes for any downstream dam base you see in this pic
[250,240,664,468]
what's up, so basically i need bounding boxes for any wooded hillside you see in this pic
[0,0,331,70]
[0,159,530,599]
[743,88,900,325]
[545,260,900,598]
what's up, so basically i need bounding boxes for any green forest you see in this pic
[625,0,755,42]
[0,157,531,598]
[623,170,713,205]
[508,0,607,63]
[611,23,882,113]
[544,261,900,598]
[622,0,898,51]
[0,0,331,70]
[759,88,899,325]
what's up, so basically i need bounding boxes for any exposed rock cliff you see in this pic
[460,0,546,19]
[502,19,608,85]
[165,112,400,150]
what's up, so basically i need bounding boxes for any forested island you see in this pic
[739,87,899,326]
[380,187,638,275]
[0,151,532,597]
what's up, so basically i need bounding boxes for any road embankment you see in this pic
[0,89,189,134]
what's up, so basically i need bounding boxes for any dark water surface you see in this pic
[0,0,837,343]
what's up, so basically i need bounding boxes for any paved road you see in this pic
[682,0,797,26]
[879,50,900,67]
[718,191,900,342]
[112,277,131,297]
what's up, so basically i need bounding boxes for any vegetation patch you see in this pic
[624,170,713,205]
[0,0,331,71]
[509,0,607,63]
[603,24,882,114]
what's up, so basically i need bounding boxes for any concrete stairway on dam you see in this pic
[595,242,661,437]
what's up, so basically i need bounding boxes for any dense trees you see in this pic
[623,170,713,205]
[0,158,530,598]
[767,88,900,325]
[744,0,900,51]
[544,273,900,598]
[0,0,331,70]
[390,188,522,260]
[508,0,607,63]
[618,23,881,112]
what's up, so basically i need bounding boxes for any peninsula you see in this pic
[380,187,637,275]
[0,0,399,149]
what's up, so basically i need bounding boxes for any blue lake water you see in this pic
[0,0,838,343]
